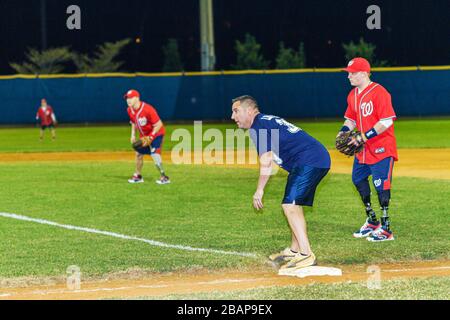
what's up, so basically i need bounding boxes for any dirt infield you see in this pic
[1,260,449,300]
[1,148,450,180]
[1,148,449,299]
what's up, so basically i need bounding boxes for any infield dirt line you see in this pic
[1,260,449,300]
[1,149,449,180]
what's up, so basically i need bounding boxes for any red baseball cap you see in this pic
[342,57,371,73]
[124,89,140,99]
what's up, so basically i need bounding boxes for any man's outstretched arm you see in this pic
[253,151,273,210]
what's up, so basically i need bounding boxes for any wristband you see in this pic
[340,125,351,132]
[364,128,378,140]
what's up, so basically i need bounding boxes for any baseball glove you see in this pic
[132,136,152,151]
[335,130,365,156]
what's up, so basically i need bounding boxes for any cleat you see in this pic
[268,247,297,265]
[367,227,395,242]
[353,218,381,238]
[279,252,317,270]
[156,175,170,185]
[128,174,144,183]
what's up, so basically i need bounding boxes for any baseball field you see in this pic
[0,118,449,300]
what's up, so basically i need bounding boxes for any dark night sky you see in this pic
[0,0,449,74]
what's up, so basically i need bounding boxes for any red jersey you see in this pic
[127,102,165,138]
[344,82,398,165]
[36,106,55,126]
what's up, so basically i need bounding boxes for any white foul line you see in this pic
[0,212,257,258]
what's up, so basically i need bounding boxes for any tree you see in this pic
[342,37,389,67]
[162,38,183,72]
[72,39,131,73]
[275,42,306,69]
[9,47,73,74]
[232,33,269,70]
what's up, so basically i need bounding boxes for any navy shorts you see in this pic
[135,135,164,155]
[41,124,54,130]
[352,157,394,192]
[282,165,329,206]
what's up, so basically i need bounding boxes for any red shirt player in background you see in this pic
[337,57,398,242]
[36,99,57,141]
[125,89,170,185]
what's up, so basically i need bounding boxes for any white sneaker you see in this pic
[156,175,170,185]
[128,174,144,183]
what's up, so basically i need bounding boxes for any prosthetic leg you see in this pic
[352,179,381,238]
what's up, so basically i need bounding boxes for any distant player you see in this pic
[231,95,330,270]
[36,98,57,141]
[337,57,398,242]
[125,89,170,185]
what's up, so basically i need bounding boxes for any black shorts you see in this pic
[41,124,54,130]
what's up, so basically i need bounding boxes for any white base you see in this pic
[278,266,343,278]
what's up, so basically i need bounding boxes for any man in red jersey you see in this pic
[125,89,170,185]
[337,57,398,242]
[36,99,57,141]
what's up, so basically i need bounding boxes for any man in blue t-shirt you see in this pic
[231,95,331,271]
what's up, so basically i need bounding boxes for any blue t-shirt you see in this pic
[249,114,331,172]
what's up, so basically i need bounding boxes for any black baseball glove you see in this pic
[335,130,365,156]
[132,136,152,151]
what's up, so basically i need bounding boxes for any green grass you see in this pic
[146,277,450,300]
[0,119,448,301]
[0,162,448,278]
[1,118,450,153]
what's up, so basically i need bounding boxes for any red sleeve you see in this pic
[146,105,161,125]
[376,89,396,120]
[344,94,356,122]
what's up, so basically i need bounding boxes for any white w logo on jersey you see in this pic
[361,101,374,117]
[138,117,148,126]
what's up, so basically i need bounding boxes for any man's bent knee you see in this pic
[282,203,301,213]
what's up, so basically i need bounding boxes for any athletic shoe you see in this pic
[128,174,144,183]
[353,219,381,238]
[279,252,317,270]
[367,227,395,242]
[156,175,170,185]
[268,247,297,264]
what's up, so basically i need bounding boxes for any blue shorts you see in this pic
[135,135,164,155]
[282,165,329,206]
[352,157,394,192]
